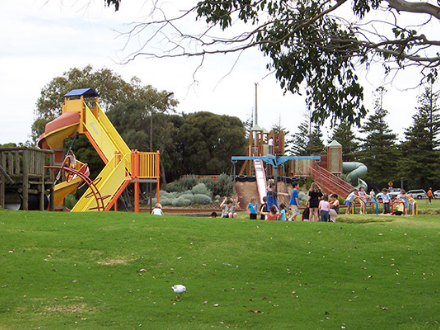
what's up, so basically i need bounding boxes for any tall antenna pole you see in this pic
[254,83,258,125]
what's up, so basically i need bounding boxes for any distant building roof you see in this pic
[64,88,100,98]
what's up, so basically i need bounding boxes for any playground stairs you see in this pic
[308,165,354,198]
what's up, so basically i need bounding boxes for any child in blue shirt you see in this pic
[344,189,358,214]
[279,203,287,221]
[247,197,258,220]
[382,188,391,214]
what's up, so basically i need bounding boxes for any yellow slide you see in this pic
[53,177,82,209]
[39,88,160,212]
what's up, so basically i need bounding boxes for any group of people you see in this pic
[237,181,339,222]
[153,183,433,218]
[344,187,415,215]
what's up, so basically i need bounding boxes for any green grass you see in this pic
[1,209,440,329]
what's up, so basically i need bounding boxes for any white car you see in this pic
[407,189,427,199]
[433,190,440,198]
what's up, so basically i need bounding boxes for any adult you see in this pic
[266,182,289,211]
[289,182,300,221]
[306,182,323,221]
[427,187,434,205]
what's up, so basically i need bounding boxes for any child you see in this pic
[407,194,414,215]
[220,197,238,218]
[279,203,287,221]
[289,181,300,221]
[247,197,258,220]
[399,189,409,215]
[382,188,391,214]
[358,186,369,214]
[329,193,339,222]
[319,194,330,222]
[260,196,267,220]
[266,205,279,220]
[151,203,163,216]
[370,189,375,200]
[302,206,310,221]
[344,189,358,214]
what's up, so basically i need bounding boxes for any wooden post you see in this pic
[22,149,29,210]
[49,151,55,212]
[0,152,4,209]
[39,151,45,211]
[156,150,160,203]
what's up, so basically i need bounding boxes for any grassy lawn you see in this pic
[1,206,439,329]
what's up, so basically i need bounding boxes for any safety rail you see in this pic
[307,165,354,198]
[134,150,160,179]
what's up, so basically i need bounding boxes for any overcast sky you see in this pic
[0,0,433,145]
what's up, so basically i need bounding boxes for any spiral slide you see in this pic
[39,88,159,212]
[343,162,368,190]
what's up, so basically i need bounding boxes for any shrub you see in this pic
[298,191,308,202]
[178,193,195,204]
[191,183,213,198]
[216,173,234,197]
[193,194,212,204]
[179,175,198,191]
[198,177,218,193]
[172,196,192,206]
[65,194,77,209]
[305,177,314,190]
[165,181,182,193]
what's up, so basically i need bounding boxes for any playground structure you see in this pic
[233,125,368,208]
[38,88,160,213]
[0,147,55,210]
[351,196,418,215]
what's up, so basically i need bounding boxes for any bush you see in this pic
[198,177,218,193]
[305,177,314,190]
[65,194,77,209]
[298,191,308,202]
[178,193,195,204]
[216,173,234,197]
[172,196,192,206]
[191,183,213,198]
[165,181,183,193]
[193,194,212,204]
[179,175,198,191]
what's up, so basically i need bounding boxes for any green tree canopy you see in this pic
[31,65,170,143]
[177,112,247,175]
[399,85,440,188]
[106,0,440,126]
[328,122,360,162]
[357,88,399,187]
[291,117,325,156]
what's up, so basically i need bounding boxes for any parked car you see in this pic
[434,190,440,198]
[375,189,399,201]
[388,188,401,199]
[407,189,427,199]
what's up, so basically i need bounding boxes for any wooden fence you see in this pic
[0,147,55,210]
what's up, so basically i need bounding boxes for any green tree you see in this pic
[357,87,399,186]
[177,112,247,175]
[328,122,360,162]
[399,85,440,188]
[291,112,325,156]
[31,65,143,143]
[108,0,440,126]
